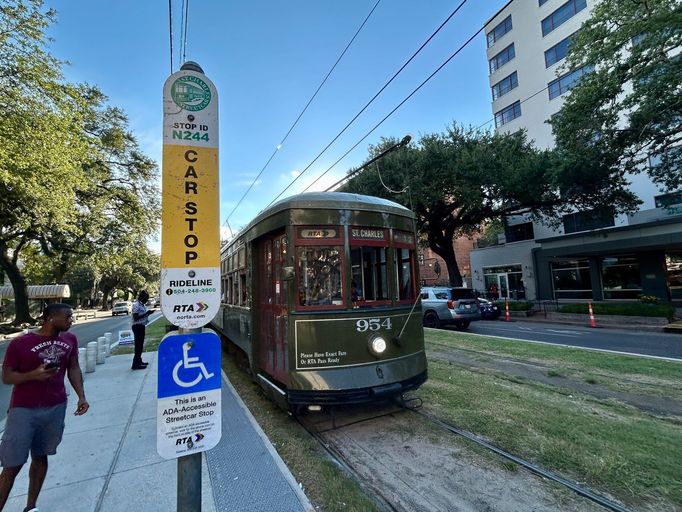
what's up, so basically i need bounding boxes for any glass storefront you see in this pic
[551,259,592,299]
[483,264,525,299]
[666,252,682,300]
[601,256,641,300]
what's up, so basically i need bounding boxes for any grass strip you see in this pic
[422,330,682,509]
[221,351,381,512]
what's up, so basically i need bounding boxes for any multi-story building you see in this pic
[470,0,682,303]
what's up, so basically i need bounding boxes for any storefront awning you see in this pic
[0,284,71,300]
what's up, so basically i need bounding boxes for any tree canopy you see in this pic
[342,125,636,286]
[550,0,681,190]
[0,1,159,323]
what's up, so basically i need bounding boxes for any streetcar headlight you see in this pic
[369,336,387,355]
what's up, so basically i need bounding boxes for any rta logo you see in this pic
[172,302,208,313]
[176,433,204,447]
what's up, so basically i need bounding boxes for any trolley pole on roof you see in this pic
[159,61,223,512]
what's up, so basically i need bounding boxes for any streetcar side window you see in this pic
[350,247,390,303]
[297,246,343,307]
[396,247,416,301]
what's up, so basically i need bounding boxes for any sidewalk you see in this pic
[3,351,313,512]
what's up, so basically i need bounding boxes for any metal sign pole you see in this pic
[177,328,202,512]
[159,60,221,512]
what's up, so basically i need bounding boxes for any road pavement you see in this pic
[464,319,682,360]
[0,311,163,425]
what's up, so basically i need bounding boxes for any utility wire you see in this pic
[179,0,185,69]
[225,0,383,222]
[182,0,189,64]
[168,0,174,74]
[299,25,484,196]
[266,0,473,208]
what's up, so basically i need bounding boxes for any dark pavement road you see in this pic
[462,320,682,360]
[0,312,163,425]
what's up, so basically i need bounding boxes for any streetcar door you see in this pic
[257,233,289,384]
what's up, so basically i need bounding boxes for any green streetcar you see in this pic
[213,192,427,411]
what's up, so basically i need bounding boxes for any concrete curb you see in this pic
[220,370,315,512]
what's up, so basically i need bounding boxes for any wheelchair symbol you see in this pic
[172,341,215,388]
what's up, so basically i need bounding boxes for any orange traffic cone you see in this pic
[505,298,511,322]
[588,302,597,328]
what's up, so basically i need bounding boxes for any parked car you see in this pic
[478,298,501,320]
[112,301,132,316]
[420,287,480,330]
[154,298,161,307]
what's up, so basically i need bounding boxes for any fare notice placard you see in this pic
[161,67,220,329]
[157,331,222,459]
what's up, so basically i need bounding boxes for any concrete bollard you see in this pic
[85,342,98,373]
[96,336,106,364]
[104,332,112,357]
[78,347,86,372]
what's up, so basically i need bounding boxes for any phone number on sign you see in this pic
[170,288,217,294]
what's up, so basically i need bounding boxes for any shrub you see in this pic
[639,295,660,305]
[505,301,534,311]
[559,303,674,319]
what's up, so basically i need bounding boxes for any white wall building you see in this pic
[470,0,682,303]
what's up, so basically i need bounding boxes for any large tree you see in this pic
[550,0,681,190]
[342,126,636,286]
[0,1,159,324]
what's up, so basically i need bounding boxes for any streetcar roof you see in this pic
[221,192,413,253]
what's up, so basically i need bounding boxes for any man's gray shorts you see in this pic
[0,403,67,467]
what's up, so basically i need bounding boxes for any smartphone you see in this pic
[44,361,59,370]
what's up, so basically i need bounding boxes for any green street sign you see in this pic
[170,75,211,111]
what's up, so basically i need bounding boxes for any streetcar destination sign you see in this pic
[161,65,220,328]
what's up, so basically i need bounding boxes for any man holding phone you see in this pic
[131,290,156,370]
[0,303,89,512]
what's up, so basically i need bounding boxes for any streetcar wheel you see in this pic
[423,312,441,329]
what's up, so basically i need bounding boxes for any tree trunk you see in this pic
[100,285,113,311]
[427,230,463,287]
[0,242,33,325]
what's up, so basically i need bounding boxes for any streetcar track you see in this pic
[296,400,632,512]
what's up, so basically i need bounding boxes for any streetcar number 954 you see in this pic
[356,318,392,332]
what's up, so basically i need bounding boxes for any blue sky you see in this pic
[46,0,508,246]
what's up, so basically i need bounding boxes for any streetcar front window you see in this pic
[351,247,390,303]
[297,246,343,307]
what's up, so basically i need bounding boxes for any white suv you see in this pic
[112,301,131,316]
[420,287,480,330]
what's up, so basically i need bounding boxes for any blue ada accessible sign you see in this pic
[156,331,222,459]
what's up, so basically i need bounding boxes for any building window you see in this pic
[562,209,614,234]
[655,191,682,209]
[542,0,587,36]
[544,31,578,67]
[602,256,642,300]
[551,259,592,299]
[667,252,682,301]
[494,100,522,127]
[487,15,512,48]
[492,71,518,100]
[483,264,525,300]
[489,43,515,73]
[548,65,592,99]
[504,222,535,243]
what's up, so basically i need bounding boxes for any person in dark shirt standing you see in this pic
[131,290,155,370]
[0,303,89,512]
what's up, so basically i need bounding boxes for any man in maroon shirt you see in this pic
[0,304,89,512]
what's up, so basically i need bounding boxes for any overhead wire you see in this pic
[182,0,190,64]
[225,0,383,223]
[265,0,473,208]
[168,0,174,74]
[306,57,556,195]
[299,25,484,196]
